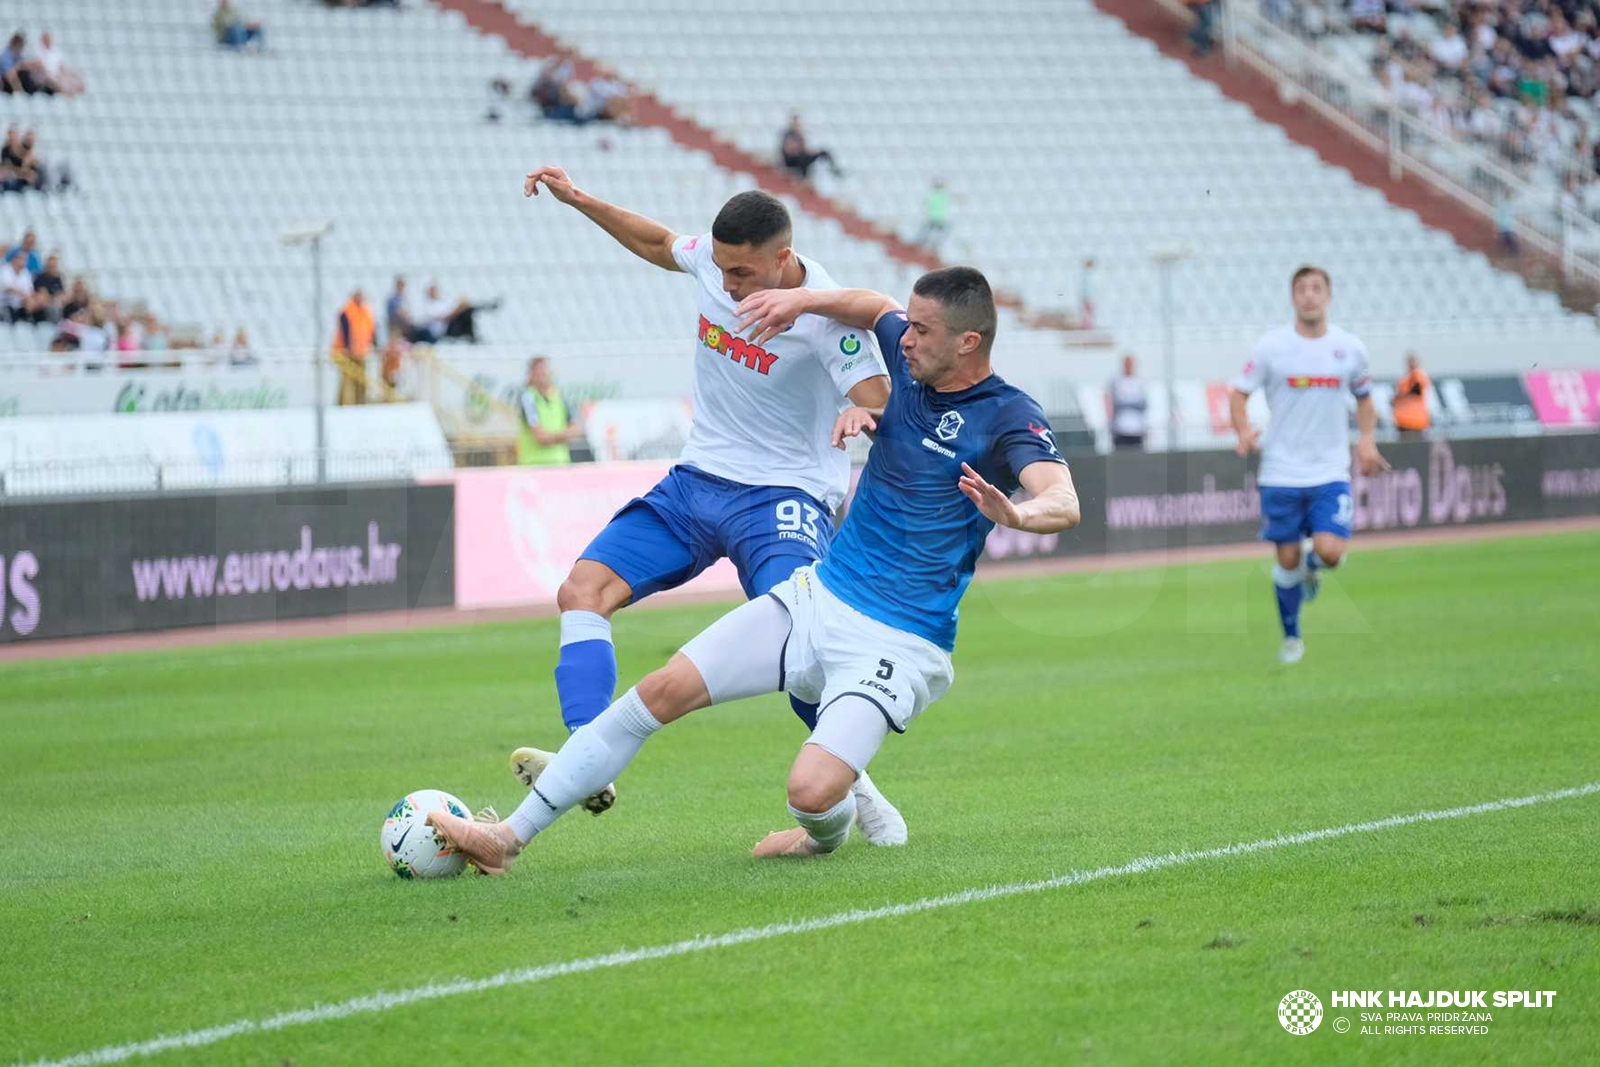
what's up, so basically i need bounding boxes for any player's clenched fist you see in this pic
[525,165,580,203]
[831,406,879,450]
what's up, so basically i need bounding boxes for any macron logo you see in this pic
[922,437,956,458]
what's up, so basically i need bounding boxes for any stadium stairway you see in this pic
[483,0,1588,337]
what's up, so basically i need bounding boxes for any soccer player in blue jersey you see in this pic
[511,166,903,841]
[430,267,1081,872]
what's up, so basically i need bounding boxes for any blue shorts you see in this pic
[1260,481,1353,543]
[581,465,834,603]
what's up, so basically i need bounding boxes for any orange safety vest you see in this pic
[1393,369,1431,430]
[334,298,376,358]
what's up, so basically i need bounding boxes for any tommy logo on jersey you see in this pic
[698,315,779,375]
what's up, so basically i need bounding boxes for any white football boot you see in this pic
[1279,636,1305,664]
[510,746,616,815]
[850,770,908,846]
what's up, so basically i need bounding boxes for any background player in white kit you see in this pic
[515,167,905,838]
[1228,266,1389,664]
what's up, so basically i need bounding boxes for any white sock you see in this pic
[559,609,612,646]
[506,686,661,843]
[1272,562,1304,588]
[787,793,855,853]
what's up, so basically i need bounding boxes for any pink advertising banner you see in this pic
[1524,370,1600,426]
[447,463,741,610]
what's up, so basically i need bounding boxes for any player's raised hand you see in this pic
[831,406,878,450]
[958,463,1022,528]
[524,165,580,204]
[734,288,812,346]
[1356,440,1391,476]
[1235,425,1260,457]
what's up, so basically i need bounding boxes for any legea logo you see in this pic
[0,550,42,637]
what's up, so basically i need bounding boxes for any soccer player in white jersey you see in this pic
[1228,265,1389,664]
[511,167,909,840]
[427,266,1081,873]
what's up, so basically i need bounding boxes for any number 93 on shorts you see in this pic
[767,565,955,734]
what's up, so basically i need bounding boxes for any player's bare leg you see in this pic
[754,698,889,857]
[1301,532,1347,604]
[753,744,857,857]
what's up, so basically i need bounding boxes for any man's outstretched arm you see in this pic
[736,287,901,344]
[525,164,681,273]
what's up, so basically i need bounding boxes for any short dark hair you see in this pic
[912,266,997,352]
[712,191,791,248]
[1291,264,1331,289]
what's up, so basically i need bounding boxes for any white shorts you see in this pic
[767,565,955,733]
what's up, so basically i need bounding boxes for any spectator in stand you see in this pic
[779,113,841,181]
[915,178,953,252]
[517,356,583,466]
[34,33,84,96]
[4,230,41,274]
[1350,0,1387,34]
[58,305,111,355]
[213,1,267,53]
[530,56,572,119]
[1429,22,1469,73]
[419,281,498,344]
[1,127,39,193]
[1,33,54,96]
[60,275,91,321]
[230,327,256,365]
[333,289,376,405]
[385,275,421,342]
[1392,352,1432,437]
[1106,354,1149,452]
[32,252,64,319]
[1184,0,1218,57]
[1079,256,1098,329]
[2,248,49,323]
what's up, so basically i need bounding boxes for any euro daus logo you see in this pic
[0,550,42,637]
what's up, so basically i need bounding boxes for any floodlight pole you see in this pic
[311,234,326,483]
[282,222,334,484]
[1151,244,1192,453]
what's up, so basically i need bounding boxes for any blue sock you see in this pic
[1305,550,1322,573]
[554,611,617,733]
[789,694,819,731]
[1272,564,1304,639]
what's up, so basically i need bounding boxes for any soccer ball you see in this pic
[381,789,471,879]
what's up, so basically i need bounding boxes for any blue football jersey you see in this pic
[815,311,1067,651]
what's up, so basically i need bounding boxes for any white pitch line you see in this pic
[16,780,1600,1067]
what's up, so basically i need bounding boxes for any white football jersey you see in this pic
[1231,323,1372,487]
[670,233,886,510]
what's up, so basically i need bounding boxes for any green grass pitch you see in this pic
[3,528,1597,1066]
